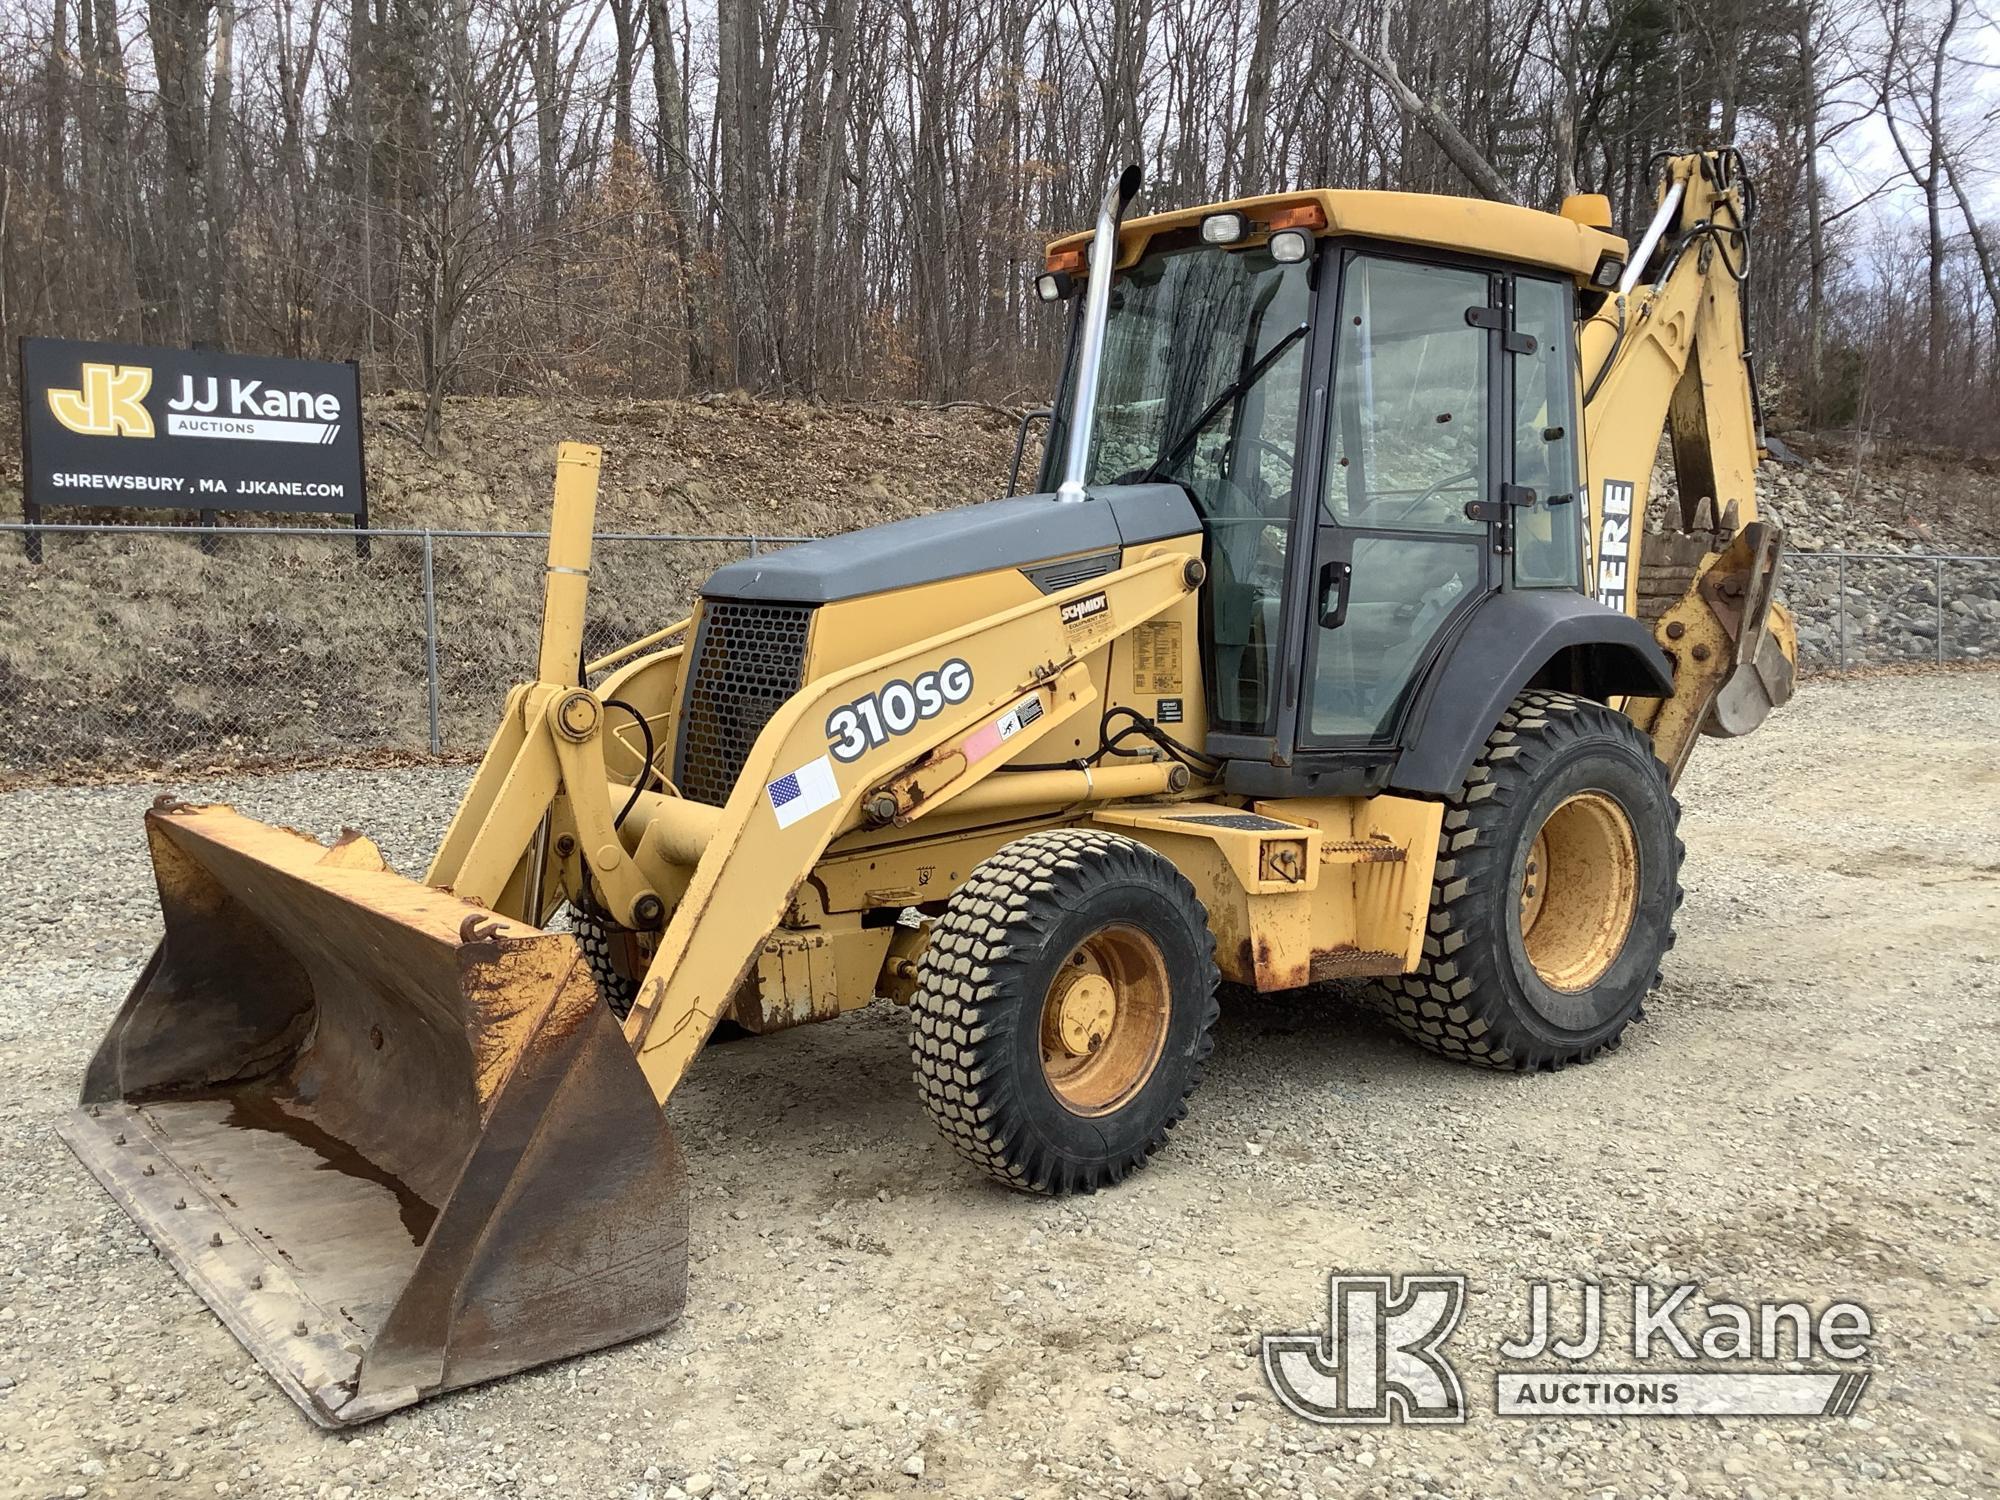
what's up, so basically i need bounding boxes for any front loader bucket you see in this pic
[57,802,688,1427]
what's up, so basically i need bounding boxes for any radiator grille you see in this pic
[674,600,814,806]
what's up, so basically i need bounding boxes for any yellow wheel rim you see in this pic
[1518,791,1640,993]
[1038,923,1171,1117]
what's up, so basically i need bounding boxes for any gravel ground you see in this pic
[2,672,1997,1500]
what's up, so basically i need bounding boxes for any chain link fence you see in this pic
[1782,551,2000,672]
[0,523,805,781]
[0,523,1994,782]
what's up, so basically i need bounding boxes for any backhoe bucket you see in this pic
[58,802,688,1427]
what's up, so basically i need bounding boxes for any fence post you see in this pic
[422,532,442,755]
[1836,551,1847,671]
[748,535,761,557]
[1935,557,1945,666]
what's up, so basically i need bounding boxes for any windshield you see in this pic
[1045,240,1313,736]
[1049,239,1311,519]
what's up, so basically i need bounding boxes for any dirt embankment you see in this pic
[3,393,1999,781]
[0,397,1032,781]
[0,393,1033,535]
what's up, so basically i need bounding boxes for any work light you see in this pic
[1270,228,1315,264]
[1201,211,1248,245]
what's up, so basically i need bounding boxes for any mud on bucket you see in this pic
[58,802,689,1426]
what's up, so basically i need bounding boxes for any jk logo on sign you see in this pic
[1262,1274,1467,1425]
[47,363,155,438]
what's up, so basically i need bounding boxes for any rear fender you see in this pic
[1389,590,1673,797]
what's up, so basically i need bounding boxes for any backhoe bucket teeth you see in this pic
[57,803,688,1427]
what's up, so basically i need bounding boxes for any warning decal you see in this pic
[1132,620,1184,694]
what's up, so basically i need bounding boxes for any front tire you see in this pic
[569,899,643,1019]
[910,829,1220,1193]
[1377,691,1682,1070]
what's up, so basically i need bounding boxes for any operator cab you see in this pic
[1037,190,1653,797]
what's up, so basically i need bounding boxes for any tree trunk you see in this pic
[1237,0,1276,192]
[1801,5,1825,425]
[609,0,637,150]
[202,0,235,342]
[148,0,215,343]
[1332,4,1517,205]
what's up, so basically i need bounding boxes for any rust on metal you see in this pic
[1317,839,1406,864]
[1307,946,1403,982]
[1036,923,1169,1117]
[1517,791,1639,992]
[1257,842,1307,885]
[319,830,388,871]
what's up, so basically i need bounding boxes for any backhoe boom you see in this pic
[1579,150,1795,776]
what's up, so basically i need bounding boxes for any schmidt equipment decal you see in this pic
[1595,479,1635,611]
[20,337,367,519]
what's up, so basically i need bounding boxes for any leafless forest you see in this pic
[0,0,1995,445]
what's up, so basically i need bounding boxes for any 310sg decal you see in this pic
[825,658,974,762]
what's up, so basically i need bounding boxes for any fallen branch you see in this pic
[900,399,1031,423]
[1331,4,1518,205]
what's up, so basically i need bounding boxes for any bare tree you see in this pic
[0,0,1991,444]
[1330,0,1517,204]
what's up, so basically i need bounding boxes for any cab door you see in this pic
[1303,252,1497,743]
[1508,274,1586,591]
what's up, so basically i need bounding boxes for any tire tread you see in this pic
[909,829,1220,1193]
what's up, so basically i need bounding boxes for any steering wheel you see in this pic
[1110,431,1299,490]
[1370,465,1480,528]
[1236,432,1298,474]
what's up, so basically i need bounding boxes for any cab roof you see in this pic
[1045,189,1629,283]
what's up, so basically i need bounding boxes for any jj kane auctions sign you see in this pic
[20,337,367,519]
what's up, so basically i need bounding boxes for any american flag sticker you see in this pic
[766,754,841,829]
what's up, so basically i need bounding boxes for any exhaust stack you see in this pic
[1056,164,1144,503]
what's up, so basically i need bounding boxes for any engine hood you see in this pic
[701,485,1200,605]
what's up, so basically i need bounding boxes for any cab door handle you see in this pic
[1318,559,1353,629]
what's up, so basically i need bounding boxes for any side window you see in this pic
[1324,257,1489,533]
[1310,254,1492,743]
[1511,277,1584,589]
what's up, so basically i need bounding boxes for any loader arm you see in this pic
[1577,150,1796,779]
[619,546,1205,1103]
[425,442,672,929]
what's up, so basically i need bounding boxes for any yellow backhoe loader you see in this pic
[62,148,1793,1425]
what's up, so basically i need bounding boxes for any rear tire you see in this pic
[1376,691,1682,1070]
[910,829,1220,1194]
